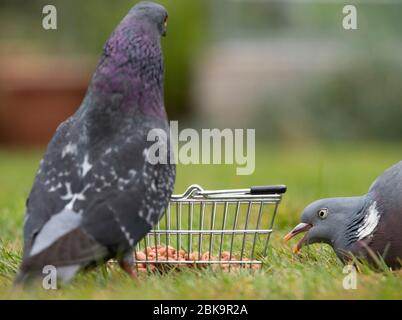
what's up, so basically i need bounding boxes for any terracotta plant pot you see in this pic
[0,55,93,146]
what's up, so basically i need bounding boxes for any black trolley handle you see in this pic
[250,185,287,195]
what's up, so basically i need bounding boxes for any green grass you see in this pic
[0,142,401,299]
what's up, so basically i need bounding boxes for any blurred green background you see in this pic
[0,0,401,144]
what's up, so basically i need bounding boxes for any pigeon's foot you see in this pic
[118,254,139,284]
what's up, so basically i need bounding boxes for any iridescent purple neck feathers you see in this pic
[85,12,165,118]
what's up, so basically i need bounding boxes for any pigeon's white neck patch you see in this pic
[357,201,380,240]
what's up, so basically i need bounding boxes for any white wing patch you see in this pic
[357,201,381,240]
[60,183,91,210]
[48,182,63,193]
[60,182,74,200]
[30,209,82,256]
[62,143,78,158]
[81,154,93,177]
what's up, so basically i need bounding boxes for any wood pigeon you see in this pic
[285,161,402,269]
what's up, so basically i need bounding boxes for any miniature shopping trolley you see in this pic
[134,184,287,272]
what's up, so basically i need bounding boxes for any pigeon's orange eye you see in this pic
[318,208,329,219]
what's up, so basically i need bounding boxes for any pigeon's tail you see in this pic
[14,263,82,287]
[15,228,108,287]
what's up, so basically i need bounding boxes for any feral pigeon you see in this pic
[285,161,402,269]
[16,2,175,284]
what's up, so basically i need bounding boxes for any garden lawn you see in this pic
[0,142,401,299]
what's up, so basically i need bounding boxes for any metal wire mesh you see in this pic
[135,184,286,272]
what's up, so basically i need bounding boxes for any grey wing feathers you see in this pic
[16,227,108,284]
[21,117,174,269]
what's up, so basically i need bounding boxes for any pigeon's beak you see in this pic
[284,223,312,254]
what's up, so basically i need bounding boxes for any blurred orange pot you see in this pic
[0,55,93,146]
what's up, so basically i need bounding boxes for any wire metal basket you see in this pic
[134,184,286,272]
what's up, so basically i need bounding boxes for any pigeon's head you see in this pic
[284,196,366,254]
[130,1,169,37]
